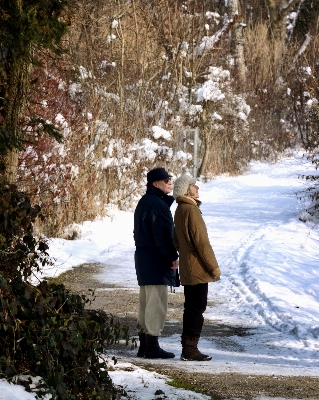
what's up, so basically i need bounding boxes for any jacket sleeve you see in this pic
[188,208,221,279]
[151,203,178,263]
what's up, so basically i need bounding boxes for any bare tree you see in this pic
[228,0,246,83]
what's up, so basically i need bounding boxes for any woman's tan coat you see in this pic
[174,196,221,285]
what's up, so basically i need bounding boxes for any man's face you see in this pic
[153,178,172,194]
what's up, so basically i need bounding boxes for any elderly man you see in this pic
[134,167,179,359]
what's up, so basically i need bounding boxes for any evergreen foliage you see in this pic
[0,180,46,279]
[0,181,129,399]
[0,0,69,61]
[0,0,70,162]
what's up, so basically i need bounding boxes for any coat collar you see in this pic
[146,185,175,207]
[176,195,202,208]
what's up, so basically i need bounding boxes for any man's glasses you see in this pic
[163,178,171,184]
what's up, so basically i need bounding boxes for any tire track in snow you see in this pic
[217,222,314,340]
[215,225,272,326]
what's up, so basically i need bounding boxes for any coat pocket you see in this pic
[187,251,208,282]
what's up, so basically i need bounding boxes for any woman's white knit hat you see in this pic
[173,174,196,199]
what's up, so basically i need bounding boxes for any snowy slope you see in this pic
[200,155,319,345]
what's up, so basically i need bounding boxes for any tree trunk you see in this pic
[3,150,19,183]
[233,23,246,83]
[265,0,302,78]
[267,0,284,41]
[228,0,246,83]
[198,105,214,177]
[1,59,29,183]
[198,131,209,176]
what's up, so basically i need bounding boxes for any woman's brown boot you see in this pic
[181,335,212,361]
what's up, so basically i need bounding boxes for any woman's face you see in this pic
[188,183,199,198]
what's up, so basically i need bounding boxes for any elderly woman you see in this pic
[173,174,221,361]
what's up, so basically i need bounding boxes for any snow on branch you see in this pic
[195,15,238,56]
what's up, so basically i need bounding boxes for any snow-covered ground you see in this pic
[2,151,319,399]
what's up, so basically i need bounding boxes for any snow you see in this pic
[107,34,116,42]
[196,66,229,102]
[151,125,172,140]
[3,152,319,399]
[196,79,225,102]
[112,20,119,29]
[107,362,211,400]
[0,377,52,400]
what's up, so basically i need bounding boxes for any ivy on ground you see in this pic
[0,181,129,399]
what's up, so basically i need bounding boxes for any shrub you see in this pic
[0,181,129,399]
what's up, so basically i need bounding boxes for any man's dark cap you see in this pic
[147,167,172,184]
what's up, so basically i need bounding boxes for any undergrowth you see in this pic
[0,181,131,399]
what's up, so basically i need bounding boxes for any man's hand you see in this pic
[171,259,179,270]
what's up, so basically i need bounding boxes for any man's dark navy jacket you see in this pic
[134,185,179,286]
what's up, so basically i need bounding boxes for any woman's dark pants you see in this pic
[183,283,208,337]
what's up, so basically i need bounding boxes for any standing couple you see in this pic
[134,167,221,361]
